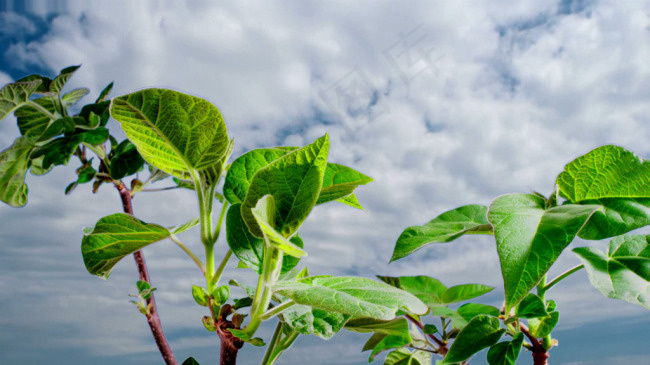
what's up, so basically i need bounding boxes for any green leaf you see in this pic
[192,285,209,306]
[242,135,329,237]
[336,193,364,209]
[557,145,650,202]
[110,88,230,180]
[488,193,599,312]
[227,328,265,346]
[79,100,110,128]
[81,213,170,279]
[0,80,42,122]
[136,280,151,292]
[457,303,500,322]
[110,139,146,179]
[442,315,505,364]
[15,74,51,93]
[345,317,411,336]
[96,82,114,103]
[50,65,80,94]
[379,275,446,307]
[429,306,468,329]
[363,332,412,362]
[15,96,57,139]
[515,294,548,319]
[28,155,52,176]
[223,147,297,204]
[212,285,230,305]
[32,128,109,170]
[181,357,200,365]
[281,305,350,339]
[251,195,307,258]
[391,205,492,262]
[528,311,559,338]
[226,203,265,270]
[61,87,89,106]
[171,217,200,235]
[273,276,427,320]
[76,166,96,184]
[384,348,431,365]
[0,136,35,207]
[574,234,650,309]
[441,284,494,304]
[487,332,524,365]
[577,198,650,240]
[316,163,372,205]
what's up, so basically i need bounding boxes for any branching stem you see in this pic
[540,264,584,296]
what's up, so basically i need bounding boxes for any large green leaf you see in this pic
[226,203,304,273]
[441,284,494,304]
[272,276,427,320]
[223,147,297,204]
[280,305,350,339]
[488,193,599,312]
[378,275,492,307]
[442,315,505,364]
[487,332,524,365]
[110,89,230,180]
[0,80,42,122]
[574,234,650,309]
[577,198,650,240]
[81,213,170,279]
[0,136,35,207]
[15,96,57,139]
[557,145,650,202]
[384,348,431,365]
[242,135,329,238]
[316,163,373,205]
[391,205,492,262]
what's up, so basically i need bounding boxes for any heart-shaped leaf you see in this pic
[110,89,230,180]
[392,204,492,262]
[272,276,427,320]
[81,213,171,279]
[242,134,329,238]
[442,315,505,364]
[487,332,524,365]
[574,234,650,309]
[557,145,650,202]
[488,193,599,312]
[0,136,35,207]
[514,294,548,319]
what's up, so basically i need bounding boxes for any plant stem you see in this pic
[261,321,285,365]
[246,246,283,337]
[261,300,296,320]
[169,235,206,275]
[213,201,230,245]
[115,181,177,365]
[519,322,548,365]
[406,314,447,355]
[213,249,233,287]
[540,264,584,295]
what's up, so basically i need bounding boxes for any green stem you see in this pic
[212,200,230,245]
[169,235,205,275]
[212,249,233,287]
[540,264,584,296]
[246,246,283,337]
[261,300,296,320]
[261,321,285,365]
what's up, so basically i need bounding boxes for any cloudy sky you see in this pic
[1,0,649,364]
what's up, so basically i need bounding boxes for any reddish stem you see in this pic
[519,322,548,365]
[116,182,178,365]
[406,314,448,355]
[215,304,244,365]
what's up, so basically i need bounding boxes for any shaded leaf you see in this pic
[487,332,524,365]
[345,317,411,337]
[61,87,89,106]
[0,136,34,207]
[251,195,307,258]
[515,294,548,319]
[363,332,412,362]
[96,82,113,102]
[50,65,80,94]
[392,205,492,262]
[110,139,146,179]
[488,193,599,312]
[574,234,650,309]
[528,311,559,338]
[0,80,42,122]
[557,145,650,202]
[442,315,505,363]
[81,213,170,278]
[429,306,468,329]
[384,348,431,365]
[15,96,57,139]
[457,303,500,322]
[577,198,650,240]
[181,357,200,365]
[281,305,350,339]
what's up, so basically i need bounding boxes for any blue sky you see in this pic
[1,1,649,364]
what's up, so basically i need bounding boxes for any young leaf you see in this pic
[110,89,230,180]
[315,163,373,205]
[441,284,494,304]
[384,348,431,365]
[574,234,650,309]
[61,87,90,107]
[49,65,80,94]
[487,332,524,365]
[181,357,200,365]
[0,80,42,122]
[391,204,492,262]
[557,145,650,202]
[223,147,297,204]
[0,136,35,207]
[212,285,230,305]
[363,332,412,362]
[272,276,427,320]
[281,305,350,339]
[457,303,500,322]
[242,135,329,238]
[171,217,200,235]
[488,193,599,312]
[514,294,548,319]
[577,198,650,240]
[192,285,210,307]
[109,139,146,179]
[336,193,364,209]
[81,213,170,278]
[429,306,468,329]
[442,315,505,364]
[251,195,307,258]
[528,311,559,338]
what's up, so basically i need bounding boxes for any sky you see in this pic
[0,0,649,364]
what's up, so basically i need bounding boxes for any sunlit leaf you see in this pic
[442,315,504,364]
